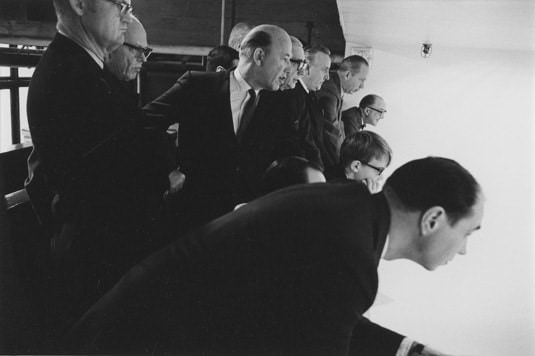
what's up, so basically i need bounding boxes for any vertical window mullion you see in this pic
[10,66,20,145]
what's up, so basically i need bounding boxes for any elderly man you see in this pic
[279,36,307,90]
[25,0,170,337]
[67,157,484,356]
[342,94,387,136]
[232,35,309,199]
[104,15,152,81]
[143,24,292,229]
[315,55,370,171]
[283,45,332,170]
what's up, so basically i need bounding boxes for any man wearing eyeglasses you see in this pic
[342,94,388,136]
[105,15,152,82]
[279,36,307,90]
[26,0,171,338]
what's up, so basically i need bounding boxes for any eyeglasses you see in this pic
[363,162,386,175]
[123,42,153,59]
[102,0,134,16]
[367,107,387,115]
[290,58,307,71]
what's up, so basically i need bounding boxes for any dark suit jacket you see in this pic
[67,183,404,355]
[25,33,169,328]
[238,89,303,196]
[283,81,329,170]
[342,106,366,137]
[144,70,303,226]
[316,71,345,171]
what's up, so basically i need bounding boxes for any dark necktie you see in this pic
[237,89,257,142]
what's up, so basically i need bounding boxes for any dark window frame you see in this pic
[0,44,42,146]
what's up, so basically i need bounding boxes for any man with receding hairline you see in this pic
[105,15,151,81]
[25,0,171,339]
[316,55,370,172]
[143,24,292,229]
[342,94,387,136]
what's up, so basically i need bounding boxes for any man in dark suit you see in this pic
[143,24,292,228]
[67,157,485,356]
[342,94,388,136]
[25,0,170,336]
[284,45,333,170]
[316,55,370,173]
[236,36,311,200]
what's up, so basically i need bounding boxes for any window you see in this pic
[0,44,39,151]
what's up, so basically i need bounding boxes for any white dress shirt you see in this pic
[229,68,260,134]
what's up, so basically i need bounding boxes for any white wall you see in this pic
[343,43,535,355]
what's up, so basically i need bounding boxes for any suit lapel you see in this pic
[215,70,236,141]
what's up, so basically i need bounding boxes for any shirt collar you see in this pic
[299,78,310,94]
[232,67,261,96]
[381,234,390,260]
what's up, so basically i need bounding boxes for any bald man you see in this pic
[342,94,388,136]
[143,24,292,229]
[105,15,152,81]
[279,36,306,90]
[25,0,170,338]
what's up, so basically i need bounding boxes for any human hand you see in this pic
[167,167,186,195]
[361,177,382,194]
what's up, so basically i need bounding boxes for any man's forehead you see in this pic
[291,46,305,60]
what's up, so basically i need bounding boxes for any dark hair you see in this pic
[304,45,331,64]
[240,30,272,58]
[339,55,369,74]
[262,156,323,195]
[340,131,392,169]
[206,45,239,72]
[385,157,481,225]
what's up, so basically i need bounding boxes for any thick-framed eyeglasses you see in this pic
[102,0,134,16]
[290,58,307,71]
[367,106,387,116]
[123,42,153,59]
[363,162,386,175]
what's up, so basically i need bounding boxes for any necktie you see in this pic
[237,89,257,142]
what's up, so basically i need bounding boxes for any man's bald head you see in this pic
[124,16,147,46]
[237,24,292,91]
[105,16,149,81]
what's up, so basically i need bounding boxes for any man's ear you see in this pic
[349,160,362,173]
[69,0,86,16]
[252,48,265,65]
[420,206,447,235]
[215,65,226,72]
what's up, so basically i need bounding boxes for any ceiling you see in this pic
[337,0,535,52]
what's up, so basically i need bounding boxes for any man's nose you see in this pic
[122,11,134,23]
[458,240,467,255]
[325,72,330,81]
